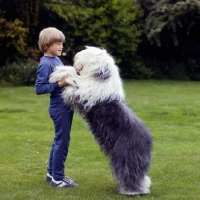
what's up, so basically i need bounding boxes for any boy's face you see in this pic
[45,42,63,57]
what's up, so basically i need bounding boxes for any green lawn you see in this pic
[0,80,200,200]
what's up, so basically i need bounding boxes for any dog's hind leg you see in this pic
[118,175,151,195]
[110,154,151,195]
[109,128,152,195]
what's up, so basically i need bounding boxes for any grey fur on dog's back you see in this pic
[83,99,152,193]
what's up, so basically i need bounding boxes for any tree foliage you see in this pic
[0,0,40,66]
[0,18,28,53]
[2,0,200,80]
[137,0,200,47]
[134,0,200,80]
[1,0,39,44]
[44,0,144,77]
[0,17,28,66]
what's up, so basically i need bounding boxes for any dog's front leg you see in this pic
[66,75,80,89]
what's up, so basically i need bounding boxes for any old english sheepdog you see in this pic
[49,46,153,195]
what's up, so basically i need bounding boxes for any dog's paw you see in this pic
[48,66,70,83]
[49,66,79,86]
[66,78,79,88]
[119,189,150,196]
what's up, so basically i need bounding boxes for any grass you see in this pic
[0,80,200,200]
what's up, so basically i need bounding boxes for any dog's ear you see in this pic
[93,65,111,81]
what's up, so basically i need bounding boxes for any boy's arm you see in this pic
[35,63,59,95]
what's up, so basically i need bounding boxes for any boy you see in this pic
[35,27,78,188]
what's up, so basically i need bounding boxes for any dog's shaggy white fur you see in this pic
[49,46,153,195]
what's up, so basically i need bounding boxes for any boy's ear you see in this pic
[44,44,50,51]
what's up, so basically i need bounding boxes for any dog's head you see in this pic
[73,46,116,81]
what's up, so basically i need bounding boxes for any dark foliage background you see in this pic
[1,0,200,85]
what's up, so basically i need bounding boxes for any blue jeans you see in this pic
[48,103,73,180]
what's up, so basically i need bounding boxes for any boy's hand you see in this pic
[58,76,68,87]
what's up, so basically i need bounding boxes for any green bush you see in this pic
[144,58,200,80]
[130,61,153,79]
[186,59,200,81]
[45,0,143,77]
[144,59,189,80]
[0,59,38,86]
[120,56,153,79]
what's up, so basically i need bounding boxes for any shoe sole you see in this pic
[50,182,78,188]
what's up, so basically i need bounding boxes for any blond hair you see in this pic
[38,27,65,53]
